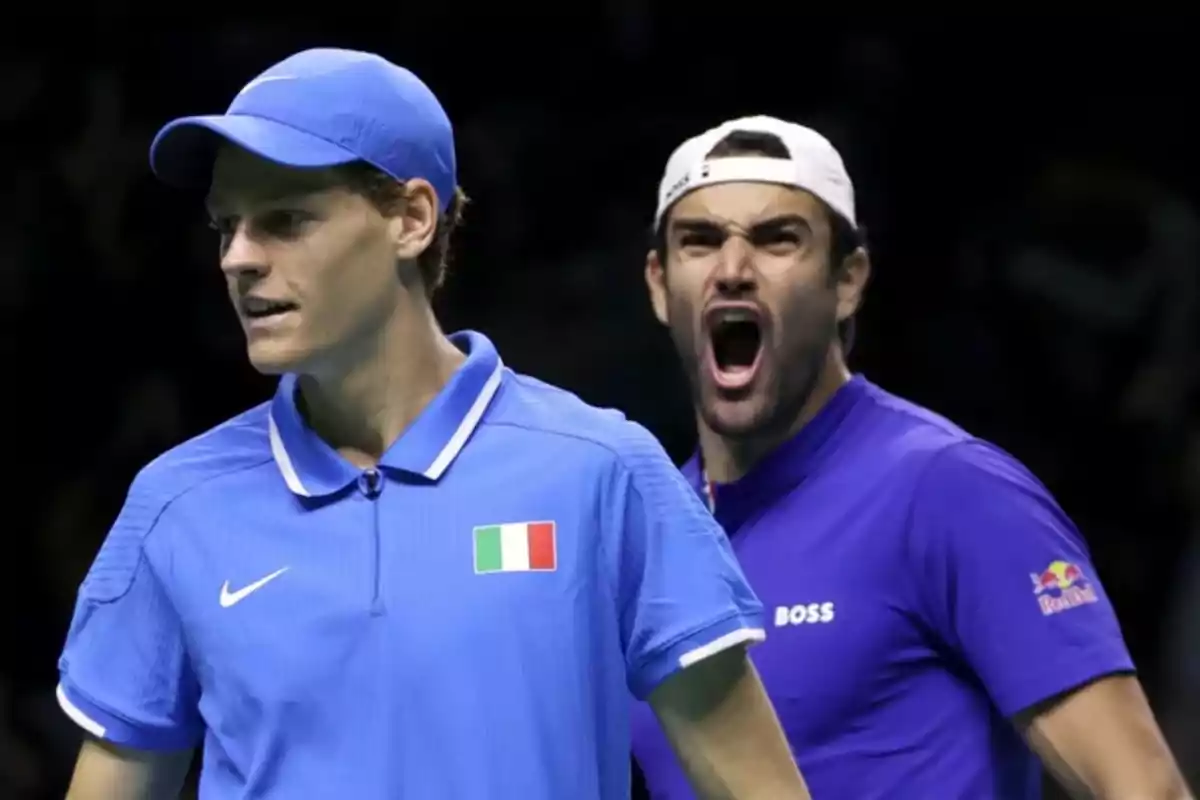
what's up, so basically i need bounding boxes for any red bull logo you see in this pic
[1029,559,1098,616]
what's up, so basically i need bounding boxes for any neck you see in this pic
[297,300,465,468]
[698,347,851,484]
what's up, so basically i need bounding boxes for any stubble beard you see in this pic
[668,295,837,442]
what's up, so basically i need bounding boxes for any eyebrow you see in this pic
[205,190,319,217]
[670,214,814,234]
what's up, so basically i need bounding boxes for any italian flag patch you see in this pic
[473,521,557,573]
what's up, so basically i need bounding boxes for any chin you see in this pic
[700,392,779,438]
[246,341,314,376]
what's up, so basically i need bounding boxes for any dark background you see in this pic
[2,13,1197,799]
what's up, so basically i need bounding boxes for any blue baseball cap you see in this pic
[149,48,456,210]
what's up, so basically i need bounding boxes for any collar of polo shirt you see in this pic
[684,374,869,531]
[267,330,505,497]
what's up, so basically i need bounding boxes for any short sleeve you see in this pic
[909,441,1134,717]
[607,424,765,700]
[57,482,202,751]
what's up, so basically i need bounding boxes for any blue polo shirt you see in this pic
[57,331,765,800]
[631,375,1134,799]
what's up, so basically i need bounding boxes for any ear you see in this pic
[835,247,871,324]
[644,248,669,326]
[389,178,439,261]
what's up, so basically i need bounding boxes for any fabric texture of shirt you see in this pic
[631,375,1134,800]
[58,331,765,800]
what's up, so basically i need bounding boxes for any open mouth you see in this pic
[705,306,764,391]
[241,297,298,321]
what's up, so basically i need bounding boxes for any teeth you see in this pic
[244,298,291,314]
[711,308,758,326]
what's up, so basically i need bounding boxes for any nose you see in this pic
[712,234,756,296]
[219,222,270,280]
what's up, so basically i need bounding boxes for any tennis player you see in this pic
[630,114,1191,799]
[55,52,810,800]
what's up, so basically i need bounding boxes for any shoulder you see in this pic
[890,431,1064,556]
[920,439,1045,496]
[116,402,275,545]
[483,370,675,479]
[910,439,1065,552]
[133,401,276,512]
[84,403,275,602]
[848,380,1057,523]
[855,380,1035,487]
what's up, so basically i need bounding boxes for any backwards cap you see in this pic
[149,48,456,210]
[654,115,855,229]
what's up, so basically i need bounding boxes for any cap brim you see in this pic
[149,114,360,189]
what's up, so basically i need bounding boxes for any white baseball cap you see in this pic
[654,115,856,230]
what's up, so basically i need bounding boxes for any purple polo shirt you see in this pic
[630,375,1134,799]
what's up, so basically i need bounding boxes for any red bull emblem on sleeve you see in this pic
[1029,559,1099,616]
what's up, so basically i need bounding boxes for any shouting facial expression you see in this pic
[207,147,413,377]
[647,182,862,438]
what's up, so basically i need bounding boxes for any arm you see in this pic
[650,646,808,800]
[66,738,192,800]
[607,424,808,799]
[910,441,1188,800]
[57,476,203,799]
[1015,675,1191,800]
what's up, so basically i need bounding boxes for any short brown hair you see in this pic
[339,163,468,297]
[652,129,866,354]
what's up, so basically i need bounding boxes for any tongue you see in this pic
[712,361,758,390]
[709,337,761,390]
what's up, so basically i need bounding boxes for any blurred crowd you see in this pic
[2,16,1196,799]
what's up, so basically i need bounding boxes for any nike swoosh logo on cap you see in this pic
[236,75,296,97]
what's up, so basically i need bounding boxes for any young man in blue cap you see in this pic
[631,114,1192,799]
[56,51,810,800]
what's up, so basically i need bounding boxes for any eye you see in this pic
[208,216,235,236]
[679,229,723,250]
[751,226,803,254]
[259,210,311,238]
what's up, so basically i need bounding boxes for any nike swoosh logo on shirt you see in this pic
[219,567,290,608]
